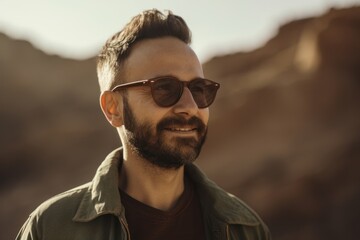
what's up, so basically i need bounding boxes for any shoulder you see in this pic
[34,182,90,218]
[186,164,271,239]
[186,164,260,223]
[201,184,271,239]
[16,183,91,240]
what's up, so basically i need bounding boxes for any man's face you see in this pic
[120,37,209,169]
[123,96,207,169]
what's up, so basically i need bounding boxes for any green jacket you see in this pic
[16,148,271,240]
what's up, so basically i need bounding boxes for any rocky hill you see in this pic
[201,6,360,240]
[1,6,360,240]
[0,32,119,239]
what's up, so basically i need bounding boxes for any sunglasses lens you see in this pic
[189,79,219,108]
[150,77,219,108]
[151,78,182,107]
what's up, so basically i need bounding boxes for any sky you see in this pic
[0,0,359,63]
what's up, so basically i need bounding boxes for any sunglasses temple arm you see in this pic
[111,80,148,92]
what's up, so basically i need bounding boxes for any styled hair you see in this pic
[96,9,192,91]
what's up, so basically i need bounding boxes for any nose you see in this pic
[172,87,198,116]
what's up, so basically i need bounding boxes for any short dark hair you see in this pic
[97,9,192,91]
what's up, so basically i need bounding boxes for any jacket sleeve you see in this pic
[16,214,40,240]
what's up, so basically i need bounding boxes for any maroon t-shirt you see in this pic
[119,179,206,240]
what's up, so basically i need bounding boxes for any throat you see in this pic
[120,157,186,211]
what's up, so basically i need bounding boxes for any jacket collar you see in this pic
[73,148,123,222]
[73,148,260,226]
[185,164,260,226]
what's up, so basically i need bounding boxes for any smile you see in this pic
[164,127,197,132]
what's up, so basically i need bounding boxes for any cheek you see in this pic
[200,109,209,125]
[134,104,169,128]
[129,90,153,107]
[127,91,160,120]
[135,92,170,115]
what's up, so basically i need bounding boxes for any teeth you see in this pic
[166,127,195,132]
[173,128,191,132]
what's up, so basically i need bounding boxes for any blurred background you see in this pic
[1,1,360,240]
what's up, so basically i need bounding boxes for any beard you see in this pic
[123,97,207,169]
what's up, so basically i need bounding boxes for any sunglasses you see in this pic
[111,76,220,108]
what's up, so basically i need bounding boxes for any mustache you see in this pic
[157,116,207,133]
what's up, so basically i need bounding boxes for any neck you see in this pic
[119,146,185,211]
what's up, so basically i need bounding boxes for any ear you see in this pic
[100,91,123,127]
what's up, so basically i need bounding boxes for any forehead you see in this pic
[123,37,203,82]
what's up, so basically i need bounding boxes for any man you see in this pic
[17,9,271,240]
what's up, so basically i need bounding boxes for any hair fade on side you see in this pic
[96,9,192,91]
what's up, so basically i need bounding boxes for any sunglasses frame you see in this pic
[111,76,220,108]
